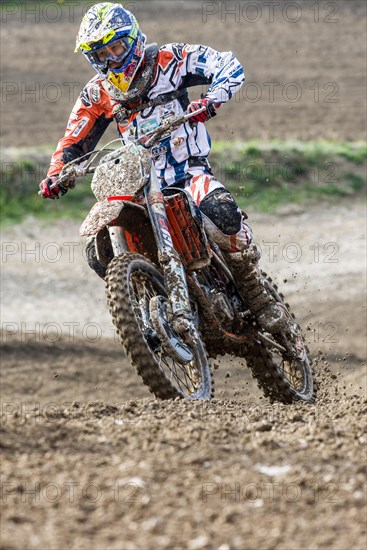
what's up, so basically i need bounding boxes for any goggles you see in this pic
[86,38,131,69]
[79,30,118,52]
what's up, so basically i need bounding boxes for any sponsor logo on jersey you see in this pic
[184,44,198,53]
[139,118,159,136]
[172,43,185,59]
[72,117,89,137]
[172,136,184,148]
[150,145,168,159]
[161,110,176,124]
[67,113,79,130]
[81,83,100,108]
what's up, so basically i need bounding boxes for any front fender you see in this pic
[79,199,125,236]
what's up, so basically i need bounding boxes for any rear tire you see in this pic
[246,273,316,403]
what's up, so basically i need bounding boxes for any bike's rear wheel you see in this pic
[246,273,316,403]
[106,253,213,400]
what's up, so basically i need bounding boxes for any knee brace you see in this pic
[200,189,253,252]
[199,189,242,235]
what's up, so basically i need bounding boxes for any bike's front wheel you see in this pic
[106,253,213,400]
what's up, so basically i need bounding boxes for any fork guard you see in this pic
[80,199,126,237]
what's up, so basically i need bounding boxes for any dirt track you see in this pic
[1,200,366,549]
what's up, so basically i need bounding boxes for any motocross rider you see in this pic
[39,2,286,333]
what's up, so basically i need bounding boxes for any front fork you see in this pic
[108,226,127,257]
[145,166,193,334]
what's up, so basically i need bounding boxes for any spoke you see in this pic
[279,358,303,390]
[163,350,193,389]
[161,358,190,391]
[161,356,192,392]
[128,267,202,396]
[156,348,164,373]
[161,355,175,384]
[180,360,194,389]
[281,363,295,386]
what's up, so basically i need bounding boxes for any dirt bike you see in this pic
[46,107,316,403]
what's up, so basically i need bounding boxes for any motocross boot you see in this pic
[225,244,288,334]
[200,210,288,333]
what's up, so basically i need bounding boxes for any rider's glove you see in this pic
[39,176,72,199]
[187,98,220,124]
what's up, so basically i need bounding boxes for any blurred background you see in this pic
[2,0,367,144]
[1,0,366,220]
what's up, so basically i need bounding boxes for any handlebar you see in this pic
[50,163,91,190]
[138,106,207,149]
[48,105,209,191]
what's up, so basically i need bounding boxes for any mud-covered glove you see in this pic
[39,175,72,199]
[187,98,220,123]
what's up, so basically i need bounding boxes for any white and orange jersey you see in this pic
[48,43,245,186]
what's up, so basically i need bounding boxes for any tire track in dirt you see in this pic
[1,201,366,548]
[1,341,366,549]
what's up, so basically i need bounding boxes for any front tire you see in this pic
[106,253,213,400]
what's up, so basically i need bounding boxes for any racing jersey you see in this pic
[48,43,245,186]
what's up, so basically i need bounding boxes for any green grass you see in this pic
[1,140,365,225]
[1,178,95,227]
[0,156,95,226]
[210,140,366,212]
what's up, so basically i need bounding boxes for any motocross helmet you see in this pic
[75,3,146,94]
